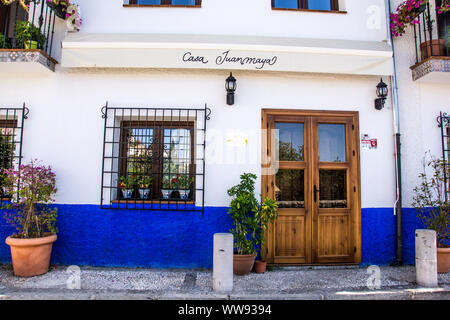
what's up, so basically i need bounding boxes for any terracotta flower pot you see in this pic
[5,234,57,277]
[437,247,450,273]
[420,39,446,59]
[253,260,267,273]
[233,254,255,276]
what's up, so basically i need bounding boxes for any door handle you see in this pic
[314,185,320,203]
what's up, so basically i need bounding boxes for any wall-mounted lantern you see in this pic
[225,72,237,105]
[375,78,388,110]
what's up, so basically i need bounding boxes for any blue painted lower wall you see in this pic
[0,205,422,268]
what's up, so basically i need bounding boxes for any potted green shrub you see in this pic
[227,173,278,275]
[14,21,47,50]
[412,153,450,273]
[2,160,58,277]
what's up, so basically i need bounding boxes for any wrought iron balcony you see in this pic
[1,0,57,72]
[411,1,450,82]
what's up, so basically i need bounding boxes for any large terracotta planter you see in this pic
[5,234,57,277]
[437,247,450,273]
[420,39,446,59]
[233,254,256,276]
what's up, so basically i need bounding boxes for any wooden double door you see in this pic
[261,110,361,265]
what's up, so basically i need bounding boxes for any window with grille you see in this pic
[0,105,28,200]
[101,104,210,212]
[126,0,201,6]
[272,0,339,11]
[438,112,450,200]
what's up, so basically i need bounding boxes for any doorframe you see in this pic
[261,109,362,265]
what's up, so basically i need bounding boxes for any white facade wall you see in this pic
[390,0,450,207]
[0,0,400,208]
[0,69,396,207]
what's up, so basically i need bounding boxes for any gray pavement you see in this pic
[0,264,449,300]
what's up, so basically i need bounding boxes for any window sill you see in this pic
[272,8,347,14]
[123,4,201,8]
[112,200,194,204]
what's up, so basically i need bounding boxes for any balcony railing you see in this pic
[413,2,449,64]
[1,0,56,59]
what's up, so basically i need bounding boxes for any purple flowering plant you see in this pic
[2,159,58,239]
[390,0,429,37]
[390,0,448,37]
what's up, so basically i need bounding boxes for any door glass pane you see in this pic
[318,124,346,162]
[275,122,304,161]
[319,170,347,208]
[308,0,331,10]
[275,170,305,208]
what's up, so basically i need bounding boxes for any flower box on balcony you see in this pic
[420,39,447,59]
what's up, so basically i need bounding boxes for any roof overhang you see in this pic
[61,33,393,76]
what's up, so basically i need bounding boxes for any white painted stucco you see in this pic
[0,68,396,207]
[390,0,450,207]
[6,0,441,210]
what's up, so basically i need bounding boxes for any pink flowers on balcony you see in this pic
[390,0,429,37]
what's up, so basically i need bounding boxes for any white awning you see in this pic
[61,33,393,76]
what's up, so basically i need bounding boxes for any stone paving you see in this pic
[0,264,449,300]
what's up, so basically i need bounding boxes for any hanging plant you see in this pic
[390,0,429,37]
[45,0,81,31]
[0,0,30,12]
[437,0,450,13]
[45,0,69,19]
[65,3,81,32]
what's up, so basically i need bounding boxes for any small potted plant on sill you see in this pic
[118,175,137,200]
[137,176,152,200]
[412,153,450,273]
[2,159,58,277]
[162,174,194,200]
[227,173,278,276]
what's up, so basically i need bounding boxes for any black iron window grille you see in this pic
[100,103,211,213]
[437,111,450,201]
[0,103,29,200]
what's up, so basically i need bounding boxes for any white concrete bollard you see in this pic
[213,233,233,293]
[415,229,438,287]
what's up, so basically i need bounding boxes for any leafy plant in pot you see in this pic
[14,21,47,50]
[2,160,58,277]
[412,153,450,273]
[227,173,278,275]
[118,175,138,199]
[137,176,152,200]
